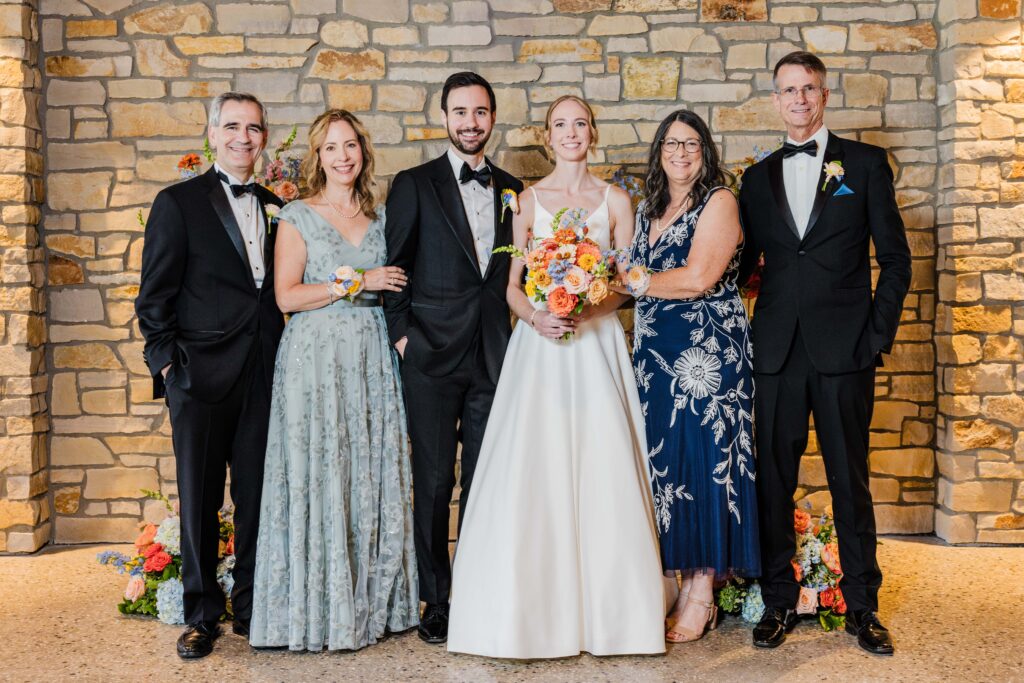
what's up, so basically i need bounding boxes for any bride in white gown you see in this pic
[447,95,665,659]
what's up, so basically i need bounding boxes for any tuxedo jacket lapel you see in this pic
[803,133,845,241]
[205,169,255,288]
[429,157,481,276]
[256,186,281,291]
[483,165,512,281]
[767,152,801,241]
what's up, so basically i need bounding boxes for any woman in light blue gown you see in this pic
[250,109,418,651]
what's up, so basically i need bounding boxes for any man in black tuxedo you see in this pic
[383,72,523,644]
[738,52,910,655]
[135,92,284,659]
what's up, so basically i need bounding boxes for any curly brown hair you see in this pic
[300,109,379,220]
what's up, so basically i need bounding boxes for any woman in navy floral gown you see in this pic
[620,110,759,643]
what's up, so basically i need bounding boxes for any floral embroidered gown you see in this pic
[629,187,760,577]
[249,201,419,651]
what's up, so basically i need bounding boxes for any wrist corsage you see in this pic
[624,264,652,298]
[328,265,365,302]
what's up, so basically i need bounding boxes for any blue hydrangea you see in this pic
[153,516,181,555]
[156,578,185,625]
[97,550,131,574]
[217,556,235,598]
[741,583,766,623]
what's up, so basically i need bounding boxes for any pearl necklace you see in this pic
[322,190,361,219]
[653,197,691,234]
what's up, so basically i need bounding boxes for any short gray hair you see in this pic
[208,92,268,130]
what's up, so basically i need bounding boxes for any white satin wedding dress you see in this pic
[447,187,665,659]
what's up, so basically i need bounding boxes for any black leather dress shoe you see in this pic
[231,620,250,638]
[417,603,449,644]
[845,610,894,655]
[177,622,221,659]
[752,607,798,649]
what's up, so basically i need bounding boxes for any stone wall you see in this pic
[933,0,1024,544]
[0,0,1018,551]
[0,0,49,553]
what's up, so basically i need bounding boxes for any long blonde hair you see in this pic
[300,109,378,220]
[543,95,600,159]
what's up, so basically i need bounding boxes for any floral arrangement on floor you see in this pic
[716,505,847,631]
[98,490,235,625]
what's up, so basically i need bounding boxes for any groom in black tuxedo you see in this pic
[738,52,910,655]
[136,93,284,658]
[383,72,523,644]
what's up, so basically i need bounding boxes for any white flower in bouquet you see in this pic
[562,266,590,295]
[153,516,181,555]
[740,583,765,623]
[156,577,185,625]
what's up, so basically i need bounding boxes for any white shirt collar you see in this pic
[214,162,256,187]
[786,125,829,154]
[446,147,488,178]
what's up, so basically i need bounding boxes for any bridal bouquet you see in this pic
[495,207,617,338]
[98,490,235,625]
[716,505,847,631]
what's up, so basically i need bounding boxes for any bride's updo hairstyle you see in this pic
[300,108,379,220]
[642,109,734,224]
[543,95,600,159]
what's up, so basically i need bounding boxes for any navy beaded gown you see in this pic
[629,187,760,577]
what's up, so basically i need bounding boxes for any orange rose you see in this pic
[833,587,847,615]
[794,509,811,534]
[275,181,299,201]
[791,559,803,582]
[821,541,842,575]
[819,587,836,608]
[547,287,578,318]
[135,524,158,553]
[552,228,577,245]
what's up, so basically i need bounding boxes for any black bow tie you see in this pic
[782,140,818,158]
[217,170,258,197]
[459,162,492,188]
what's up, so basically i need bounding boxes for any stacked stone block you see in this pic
[934,0,1024,544]
[0,0,49,553]
[29,0,944,547]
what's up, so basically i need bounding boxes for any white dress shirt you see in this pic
[447,148,495,274]
[782,125,829,238]
[215,163,266,287]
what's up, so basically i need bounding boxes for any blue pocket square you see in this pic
[833,183,854,196]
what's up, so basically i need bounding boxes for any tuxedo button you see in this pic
[798,250,806,256]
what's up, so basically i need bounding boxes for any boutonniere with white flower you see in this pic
[265,204,280,235]
[501,188,520,221]
[821,161,844,191]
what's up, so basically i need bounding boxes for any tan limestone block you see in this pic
[125,3,212,35]
[378,84,426,112]
[870,400,920,431]
[173,36,244,55]
[50,324,129,342]
[989,513,1024,530]
[842,73,888,108]
[725,43,765,70]
[849,22,937,53]
[248,37,321,54]
[712,97,781,132]
[321,20,368,48]
[66,20,117,38]
[497,17,584,37]
[978,461,1024,479]
[701,0,765,22]
[53,488,81,515]
[55,516,140,543]
[937,452,976,483]
[46,56,119,78]
[944,362,1013,394]
[372,27,419,46]
[683,82,751,103]
[0,286,33,312]
[169,80,229,98]
[198,55,306,70]
[0,5,30,39]
[0,174,29,202]
[889,375,934,402]
[110,102,205,137]
[52,435,117,468]
[214,3,290,34]
[80,209,149,233]
[74,121,109,140]
[51,374,81,417]
[388,49,448,63]
[107,301,136,327]
[874,505,933,534]
[886,343,935,373]
[82,389,126,415]
[682,56,725,82]
[105,435,173,455]
[116,341,149,377]
[870,448,935,478]
[980,0,1021,18]
[46,234,95,258]
[106,285,140,300]
[952,305,1012,333]
[310,49,385,81]
[136,39,190,77]
[797,456,826,487]
[980,110,1015,139]
[477,64,542,84]
[46,80,106,107]
[801,25,847,53]
[614,0,694,10]
[6,471,48,499]
[870,477,901,503]
[0,499,39,529]
[1007,81,1024,103]
[553,0,610,11]
[0,435,35,475]
[982,335,1023,361]
[588,15,646,36]
[495,149,552,179]
[343,0,410,23]
[983,273,1024,301]
[504,125,545,148]
[948,419,1015,452]
[902,420,933,447]
[518,39,602,63]
[771,6,817,24]
[938,478,1014,513]
[650,27,719,54]
[622,57,678,100]
[0,58,32,88]
[106,79,166,99]
[54,344,121,371]
[49,142,135,171]
[982,395,1024,427]
[412,3,449,22]
[979,205,1024,238]
[405,127,447,141]
[426,24,492,46]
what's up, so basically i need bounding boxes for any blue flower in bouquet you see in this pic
[547,259,571,284]
[97,550,132,574]
[217,556,236,597]
[156,577,185,625]
[741,583,766,623]
[153,516,181,555]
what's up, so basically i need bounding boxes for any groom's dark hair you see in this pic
[441,72,497,113]
[772,51,827,87]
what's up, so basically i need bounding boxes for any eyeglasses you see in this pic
[662,138,702,155]
[776,85,825,100]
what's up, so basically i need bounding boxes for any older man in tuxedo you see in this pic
[136,92,284,659]
[739,52,911,655]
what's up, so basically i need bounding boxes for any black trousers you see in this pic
[166,345,271,626]
[754,331,882,613]
[401,340,497,607]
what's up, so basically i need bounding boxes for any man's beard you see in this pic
[448,126,491,155]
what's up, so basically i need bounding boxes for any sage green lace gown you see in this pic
[250,201,418,651]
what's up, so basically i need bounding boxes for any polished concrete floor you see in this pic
[1,537,1022,683]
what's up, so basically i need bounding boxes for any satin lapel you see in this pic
[256,187,280,291]
[803,133,844,241]
[430,163,481,276]
[767,152,801,241]
[206,171,254,286]
[484,169,511,281]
